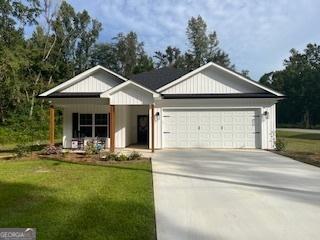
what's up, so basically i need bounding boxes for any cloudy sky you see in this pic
[69,0,319,80]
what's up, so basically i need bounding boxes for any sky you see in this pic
[68,0,320,80]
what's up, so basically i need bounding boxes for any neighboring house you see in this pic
[39,62,284,151]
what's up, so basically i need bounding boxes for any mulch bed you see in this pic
[1,152,151,166]
[38,152,151,166]
[274,151,320,168]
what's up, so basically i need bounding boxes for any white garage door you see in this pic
[163,109,260,148]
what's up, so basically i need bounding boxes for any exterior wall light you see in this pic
[155,112,160,120]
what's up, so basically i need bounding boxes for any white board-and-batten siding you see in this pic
[162,68,264,94]
[109,85,154,105]
[61,70,121,93]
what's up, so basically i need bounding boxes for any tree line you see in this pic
[0,0,234,125]
[0,0,319,139]
[259,44,320,128]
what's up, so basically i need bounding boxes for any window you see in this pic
[80,114,92,125]
[79,114,93,137]
[95,114,108,137]
[78,113,108,138]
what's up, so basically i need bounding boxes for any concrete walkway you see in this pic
[277,128,320,134]
[152,149,320,240]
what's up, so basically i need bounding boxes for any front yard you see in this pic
[277,130,320,167]
[0,159,156,240]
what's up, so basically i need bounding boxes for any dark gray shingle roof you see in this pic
[130,67,189,91]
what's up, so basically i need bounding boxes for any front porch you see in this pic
[41,69,160,153]
[49,98,155,153]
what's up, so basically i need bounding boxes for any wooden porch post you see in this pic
[151,104,155,153]
[110,105,115,152]
[49,105,55,145]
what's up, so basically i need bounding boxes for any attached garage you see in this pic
[162,109,261,148]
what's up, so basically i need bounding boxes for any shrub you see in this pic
[101,152,118,161]
[85,141,99,155]
[41,145,61,155]
[128,151,142,160]
[117,153,128,161]
[100,152,113,161]
[275,138,286,151]
[99,152,141,161]
[14,144,31,158]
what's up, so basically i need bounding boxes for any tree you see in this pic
[0,0,41,46]
[92,31,153,76]
[0,0,41,122]
[241,69,250,78]
[154,16,233,71]
[26,1,102,117]
[90,43,119,72]
[154,46,183,68]
[185,16,232,70]
[259,43,320,128]
[74,11,102,73]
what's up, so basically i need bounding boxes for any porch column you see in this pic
[49,104,55,145]
[110,105,116,152]
[151,104,155,153]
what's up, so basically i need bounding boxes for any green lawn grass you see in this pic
[276,130,320,167]
[277,130,320,153]
[0,159,155,240]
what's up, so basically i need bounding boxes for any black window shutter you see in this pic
[107,113,110,138]
[72,113,79,138]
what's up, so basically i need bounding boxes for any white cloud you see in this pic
[70,0,320,79]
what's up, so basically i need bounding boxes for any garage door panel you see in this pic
[211,132,222,139]
[211,125,221,131]
[177,124,188,131]
[163,109,260,148]
[200,124,210,131]
[224,125,234,131]
[234,125,245,131]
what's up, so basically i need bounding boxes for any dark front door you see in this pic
[137,115,149,144]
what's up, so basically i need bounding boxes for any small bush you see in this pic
[85,141,99,155]
[128,151,142,160]
[275,138,286,151]
[105,152,118,161]
[41,145,61,155]
[117,153,128,161]
[14,144,31,158]
[99,151,142,161]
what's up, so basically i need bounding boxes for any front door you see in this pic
[137,115,149,144]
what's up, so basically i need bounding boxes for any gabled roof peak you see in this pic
[39,65,128,97]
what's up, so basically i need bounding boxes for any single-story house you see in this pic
[39,62,284,152]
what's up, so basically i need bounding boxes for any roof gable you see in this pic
[100,81,159,105]
[61,69,121,93]
[157,62,284,96]
[39,65,128,97]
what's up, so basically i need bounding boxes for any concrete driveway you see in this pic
[152,149,320,240]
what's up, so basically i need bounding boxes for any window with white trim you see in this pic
[79,114,108,138]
